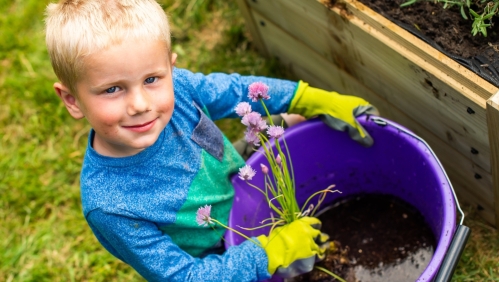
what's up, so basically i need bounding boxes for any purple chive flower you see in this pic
[256,119,268,132]
[260,163,269,175]
[275,154,282,165]
[241,112,268,132]
[241,112,262,127]
[248,82,270,102]
[254,119,268,132]
[267,125,285,139]
[235,102,252,117]
[196,205,213,226]
[239,164,256,181]
[244,129,261,146]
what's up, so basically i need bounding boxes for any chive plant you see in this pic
[234,82,339,229]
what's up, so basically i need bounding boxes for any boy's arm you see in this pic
[179,68,297,120]
[87,209,270,282]
[180,69,377,146]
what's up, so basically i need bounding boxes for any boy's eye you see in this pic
[145,77,157,84]
[105,86,119,94]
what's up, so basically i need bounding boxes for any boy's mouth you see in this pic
[122,118,157,133]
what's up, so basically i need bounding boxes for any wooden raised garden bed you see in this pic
[236,0,499,227]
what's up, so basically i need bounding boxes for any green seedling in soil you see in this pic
[401,0,499,37]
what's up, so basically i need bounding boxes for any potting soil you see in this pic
[332,0,499,87]
[291,194,436,282]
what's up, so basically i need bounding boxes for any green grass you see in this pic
[0,0,497,281]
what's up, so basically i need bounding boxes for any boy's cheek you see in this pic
[84,103,121,127]
[87,109,122,127]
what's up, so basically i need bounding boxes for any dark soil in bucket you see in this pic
[291,194,436,282]
[327,0,499,87]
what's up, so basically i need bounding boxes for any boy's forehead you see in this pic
[84,38,170,61]
[79,39,171,78]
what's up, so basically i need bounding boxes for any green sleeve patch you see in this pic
[160,136,246,257]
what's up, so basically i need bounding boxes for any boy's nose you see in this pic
[126,87,151,116]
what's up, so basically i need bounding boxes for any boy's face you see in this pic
[55,39,177,157]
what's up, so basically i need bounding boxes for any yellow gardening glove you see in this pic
[257,217,329,278]
[289,81,379,147]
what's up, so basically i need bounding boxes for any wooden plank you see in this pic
[235,0,268,56]
[249,10,496,225]
[455,187,495,226]
[243,0,299,34]
[241,0,496,173]
[486,91,499,228]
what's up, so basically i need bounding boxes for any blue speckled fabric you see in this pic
[80,68,298,281]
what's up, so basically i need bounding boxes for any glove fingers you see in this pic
[320,240,330,250]
[299,216,322,230]
[316,232,330,245]
[299,218,330,254]
[275,256,316,278]
[319,115,374,147]
[298,217,324,245]
[313,231,330,250]
[316,250,327,262]
[314,232,330,260]
[264,218,328,276]
[291,219,325,258]
[352,121,374,147]
[275,243,331,278]
[354,104,379,117]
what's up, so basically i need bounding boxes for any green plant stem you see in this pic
[281,137,296,194]
[260,99,273,124]
[210,219,262,247]
[255,103,300,223]
[245,180,286,219]
[236,220,285,231]
[299,185,341,216]
[314,266,347,282]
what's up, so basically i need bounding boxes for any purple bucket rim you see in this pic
[229,116,457,282]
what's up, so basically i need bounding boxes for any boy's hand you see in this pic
[257,217,329,278]
[288,81,378,147]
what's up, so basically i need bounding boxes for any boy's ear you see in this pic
[171,53,177,66]
[53,82,85,119]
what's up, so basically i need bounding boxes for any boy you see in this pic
[45,0,376,281]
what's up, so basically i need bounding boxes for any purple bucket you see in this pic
[225,116,458,282]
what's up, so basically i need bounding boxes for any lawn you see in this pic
[0,0,497,281]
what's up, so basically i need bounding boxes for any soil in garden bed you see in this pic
[291,194,436,282]
[328,0,499,87]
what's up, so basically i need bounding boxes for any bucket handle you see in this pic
[434,225,471,282]
[370,117,470,282]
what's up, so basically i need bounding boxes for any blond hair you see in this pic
[45,0,171,94]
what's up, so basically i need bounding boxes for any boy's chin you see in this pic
[94,134,162,157]
[127,136,161,151]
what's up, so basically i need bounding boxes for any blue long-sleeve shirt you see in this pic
[80,68,298,281]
